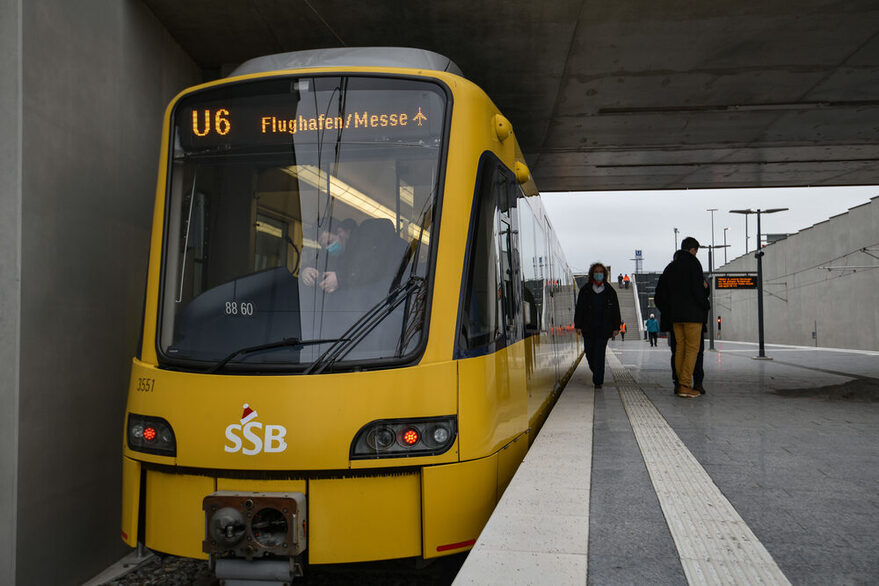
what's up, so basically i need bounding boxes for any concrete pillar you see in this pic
[0,2,22,583]
[4,1,200,583]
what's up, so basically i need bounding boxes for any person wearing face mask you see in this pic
[301,218,358,293]
[301,217,405,298]
[574,262,622,389]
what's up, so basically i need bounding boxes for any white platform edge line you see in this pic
[607,351,791,586]
[453,366,595,585]
[715,340,879,356]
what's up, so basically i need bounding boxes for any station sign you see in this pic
[715,275,757,289]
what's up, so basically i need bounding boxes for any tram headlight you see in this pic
[127,414,176,456]
[366,426,396,451]
[350,416,456,459]
[432,425,451,445]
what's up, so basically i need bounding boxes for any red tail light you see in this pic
[402,428,419,445]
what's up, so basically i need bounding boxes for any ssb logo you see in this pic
[224,403,288,455]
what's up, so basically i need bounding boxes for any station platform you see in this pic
[455,340,879,585]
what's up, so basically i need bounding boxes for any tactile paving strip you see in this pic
[608,351,791,586]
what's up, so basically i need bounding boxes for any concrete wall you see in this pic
[6,1,200,584]
[1,1,22,584]
[715,197,879,351]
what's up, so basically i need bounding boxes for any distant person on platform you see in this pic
[575,263,622,389]
[617,273,624,287]
[623,274,631,289]
[646,313,660,347]
[619,321,627,341]
[654,237,710,399]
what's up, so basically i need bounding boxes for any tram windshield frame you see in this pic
[156,74,450,373]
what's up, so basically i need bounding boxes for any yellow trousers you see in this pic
[673,322,703,389]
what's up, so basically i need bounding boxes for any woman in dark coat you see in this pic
[574,262,622,389]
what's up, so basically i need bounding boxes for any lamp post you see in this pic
[673,227,679,250]
[704,244,729,351]
[705,209,718,351]
[707,208,717,252]
[723,227,729,264]
[729,208,789,359]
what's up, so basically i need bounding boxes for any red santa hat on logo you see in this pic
[241,403,258,425]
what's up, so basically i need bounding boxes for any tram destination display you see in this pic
[176,77,445,151]
[715,275,758,289]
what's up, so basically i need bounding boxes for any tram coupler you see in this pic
[204,491,306,583]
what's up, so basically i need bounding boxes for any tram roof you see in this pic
[230,48,463,78]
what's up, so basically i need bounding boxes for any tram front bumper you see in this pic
[121,454,499,563]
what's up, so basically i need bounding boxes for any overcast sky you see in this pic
[540,186,877,276]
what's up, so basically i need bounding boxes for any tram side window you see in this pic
[456,155,518,356]
[518,196,544,335]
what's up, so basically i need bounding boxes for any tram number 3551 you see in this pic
[225,301,255,316]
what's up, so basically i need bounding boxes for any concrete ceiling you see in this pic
[141,0,879,192]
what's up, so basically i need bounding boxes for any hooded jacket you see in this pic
[654,250,710,326]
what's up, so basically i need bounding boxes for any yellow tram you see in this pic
[121,48,579,577]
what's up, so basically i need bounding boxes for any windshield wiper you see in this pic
[304,276,425,375]
[209,337,345,373]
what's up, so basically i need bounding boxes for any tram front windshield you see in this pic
[159,76,446,371]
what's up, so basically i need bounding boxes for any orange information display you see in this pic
[715,275,757,289]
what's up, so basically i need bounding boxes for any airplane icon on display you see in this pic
[413,107,427,126]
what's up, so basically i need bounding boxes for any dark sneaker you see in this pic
[694,384,706,395]
[594,384,602,389]
[673,384,680,396]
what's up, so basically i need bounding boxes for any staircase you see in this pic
[612,283,642,342]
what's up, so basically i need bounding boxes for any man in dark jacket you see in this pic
[574,262,621,389]
[654,237,710,398]
[659,269,710,394]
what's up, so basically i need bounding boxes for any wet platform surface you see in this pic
[458,340,879,585]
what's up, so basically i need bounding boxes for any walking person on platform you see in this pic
[646,313,660,347]
[575,263,621,389]
[617,273,624,287]
[619,321,627,341]
[623,274,631,289]
[654,237,710,398]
